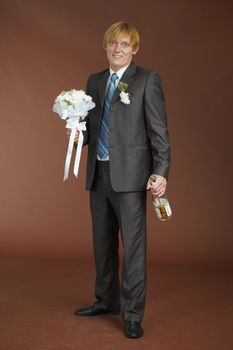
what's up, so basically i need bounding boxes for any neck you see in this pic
[110,62,131,72]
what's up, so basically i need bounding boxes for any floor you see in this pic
[0,260,232,350]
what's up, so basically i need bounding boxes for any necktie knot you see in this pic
[111,72,118,83]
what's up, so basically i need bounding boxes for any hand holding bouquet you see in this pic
[53,89,95,180]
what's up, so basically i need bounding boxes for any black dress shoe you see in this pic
[74,304,120,316]
[124,320,144,338]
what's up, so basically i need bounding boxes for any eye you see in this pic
[109,41,116,46]
[122,42,130,48]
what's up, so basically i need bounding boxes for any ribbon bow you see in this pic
[63,118,86,181]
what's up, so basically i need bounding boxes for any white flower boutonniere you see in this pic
[118,81,131,105]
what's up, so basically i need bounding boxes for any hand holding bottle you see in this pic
[146,174,167,197]
[148,174,172,221]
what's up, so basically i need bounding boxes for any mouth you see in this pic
[112,54,122,58]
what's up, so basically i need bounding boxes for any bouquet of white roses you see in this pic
[53,89,95,180]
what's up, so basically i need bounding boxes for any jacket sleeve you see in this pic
[144,71,171,179]
[74,75,93,150]
[82,74,94,147]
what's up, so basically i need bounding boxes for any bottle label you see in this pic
[165,202,172,216]
[153,198,172,220]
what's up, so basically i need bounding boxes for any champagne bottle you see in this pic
[149,175,172,221]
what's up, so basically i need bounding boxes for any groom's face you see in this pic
[106,35,138,71]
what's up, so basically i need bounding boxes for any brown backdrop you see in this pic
[0,0,232,267]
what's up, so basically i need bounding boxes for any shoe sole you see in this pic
[74,310,120,316]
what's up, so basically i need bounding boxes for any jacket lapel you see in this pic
[97,69,109,109]
[111,62,137,105]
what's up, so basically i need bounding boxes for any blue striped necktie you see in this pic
[97,72,118,159]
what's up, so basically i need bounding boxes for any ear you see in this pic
[132,47,139,55]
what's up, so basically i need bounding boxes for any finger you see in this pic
[152,186,166,196]
[146,180,152,190]
[158,190,165,197]
[151,184,163,193]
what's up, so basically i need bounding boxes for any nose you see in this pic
[114,42,121,51]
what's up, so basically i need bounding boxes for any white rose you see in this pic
[120,91,130,104]
[83,95,92,102]
[63,92,73,103]
[72,91,85,104]
[60,101,69,108]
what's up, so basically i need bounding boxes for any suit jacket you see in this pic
[83,62,171,192]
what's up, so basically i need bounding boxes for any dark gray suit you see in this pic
[82,62,170,321]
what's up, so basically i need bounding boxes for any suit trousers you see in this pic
[90,160,147,321]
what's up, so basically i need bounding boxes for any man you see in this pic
[67,22,170,338]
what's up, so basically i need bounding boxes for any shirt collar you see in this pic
[109,64,130,81]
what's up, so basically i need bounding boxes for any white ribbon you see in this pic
[63,119,86,181]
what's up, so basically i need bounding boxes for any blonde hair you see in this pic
[103,22,140,51]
